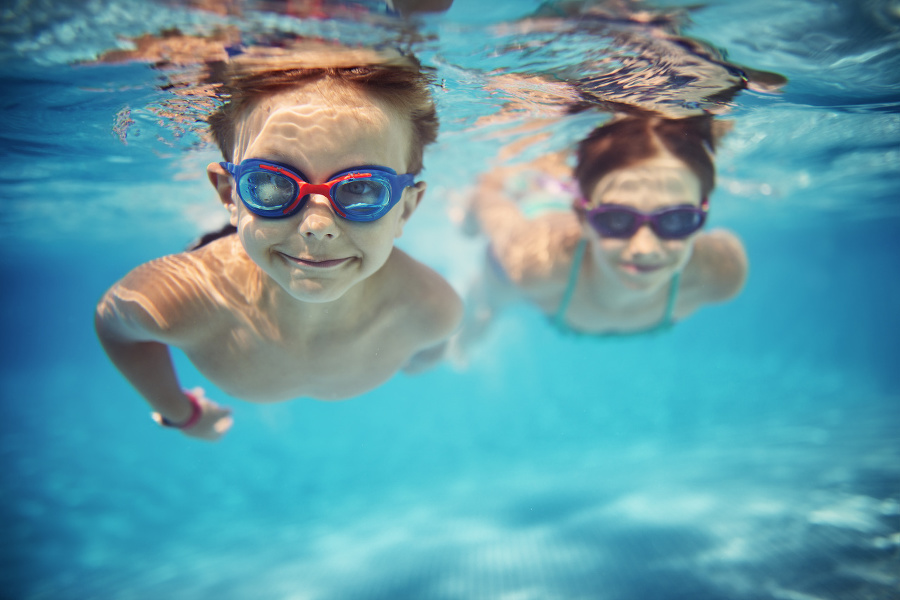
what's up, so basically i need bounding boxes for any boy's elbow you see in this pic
[447,290,465,336]
[403,341,449,374]
[94,295,120,340]
[433,284,465,340]
[401,296,461,375]
[94,299,140,352]
[93,288,172,346]
[420,279,465,349]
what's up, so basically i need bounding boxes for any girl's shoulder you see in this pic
[683,229,748,303]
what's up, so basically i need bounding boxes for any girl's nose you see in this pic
[297,194,340,240]
[624,224,663,257]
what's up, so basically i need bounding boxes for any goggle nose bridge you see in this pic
[279,172,372,216]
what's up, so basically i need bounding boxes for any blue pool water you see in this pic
[2,0,899,598]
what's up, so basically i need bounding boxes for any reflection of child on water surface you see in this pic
[95,46,462,441]
[455,115,747,355]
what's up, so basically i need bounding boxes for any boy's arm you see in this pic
[94,265,232,441]
[403,341,450,374]
[399,260,465,374]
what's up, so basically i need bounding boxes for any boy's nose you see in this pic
[297,194,340,240]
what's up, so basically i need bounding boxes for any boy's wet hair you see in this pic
[574,116,716,200]
[207,53,439,175]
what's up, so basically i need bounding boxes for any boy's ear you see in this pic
[395,181,426,238]
[207,162,239,226]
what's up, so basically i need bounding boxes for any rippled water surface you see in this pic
[1,0,898,598]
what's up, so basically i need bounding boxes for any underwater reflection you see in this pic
[453,115,748,360]
[170,0,453,17]
[467,0,786,122]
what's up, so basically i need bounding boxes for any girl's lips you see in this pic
[620,262,664,274]
[282,254,351,268]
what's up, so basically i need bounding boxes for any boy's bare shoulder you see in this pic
[98,235,250,341]
[383,249,463,342]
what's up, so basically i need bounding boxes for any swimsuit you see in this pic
[552,238,681,336]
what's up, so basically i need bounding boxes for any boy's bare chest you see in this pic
[183,314,409,402]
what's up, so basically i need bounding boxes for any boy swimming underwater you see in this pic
[95,46,462,441]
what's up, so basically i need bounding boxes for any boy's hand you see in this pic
[183,387,233,441]
[153,387,233,442]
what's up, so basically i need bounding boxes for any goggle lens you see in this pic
[593,210,638,237]
[587,205,706,240]
[654,209,704,238]
[223,160,413,222]
[333,177,390,215]
[239,171,298,211]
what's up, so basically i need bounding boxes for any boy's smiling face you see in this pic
[209,80,425,304]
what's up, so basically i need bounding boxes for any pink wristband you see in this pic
[158,391,202,429]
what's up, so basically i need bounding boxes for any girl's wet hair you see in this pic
[574,116,717,200]
[207,55,439,175]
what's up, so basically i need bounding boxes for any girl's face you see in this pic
[583,152,704,291]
